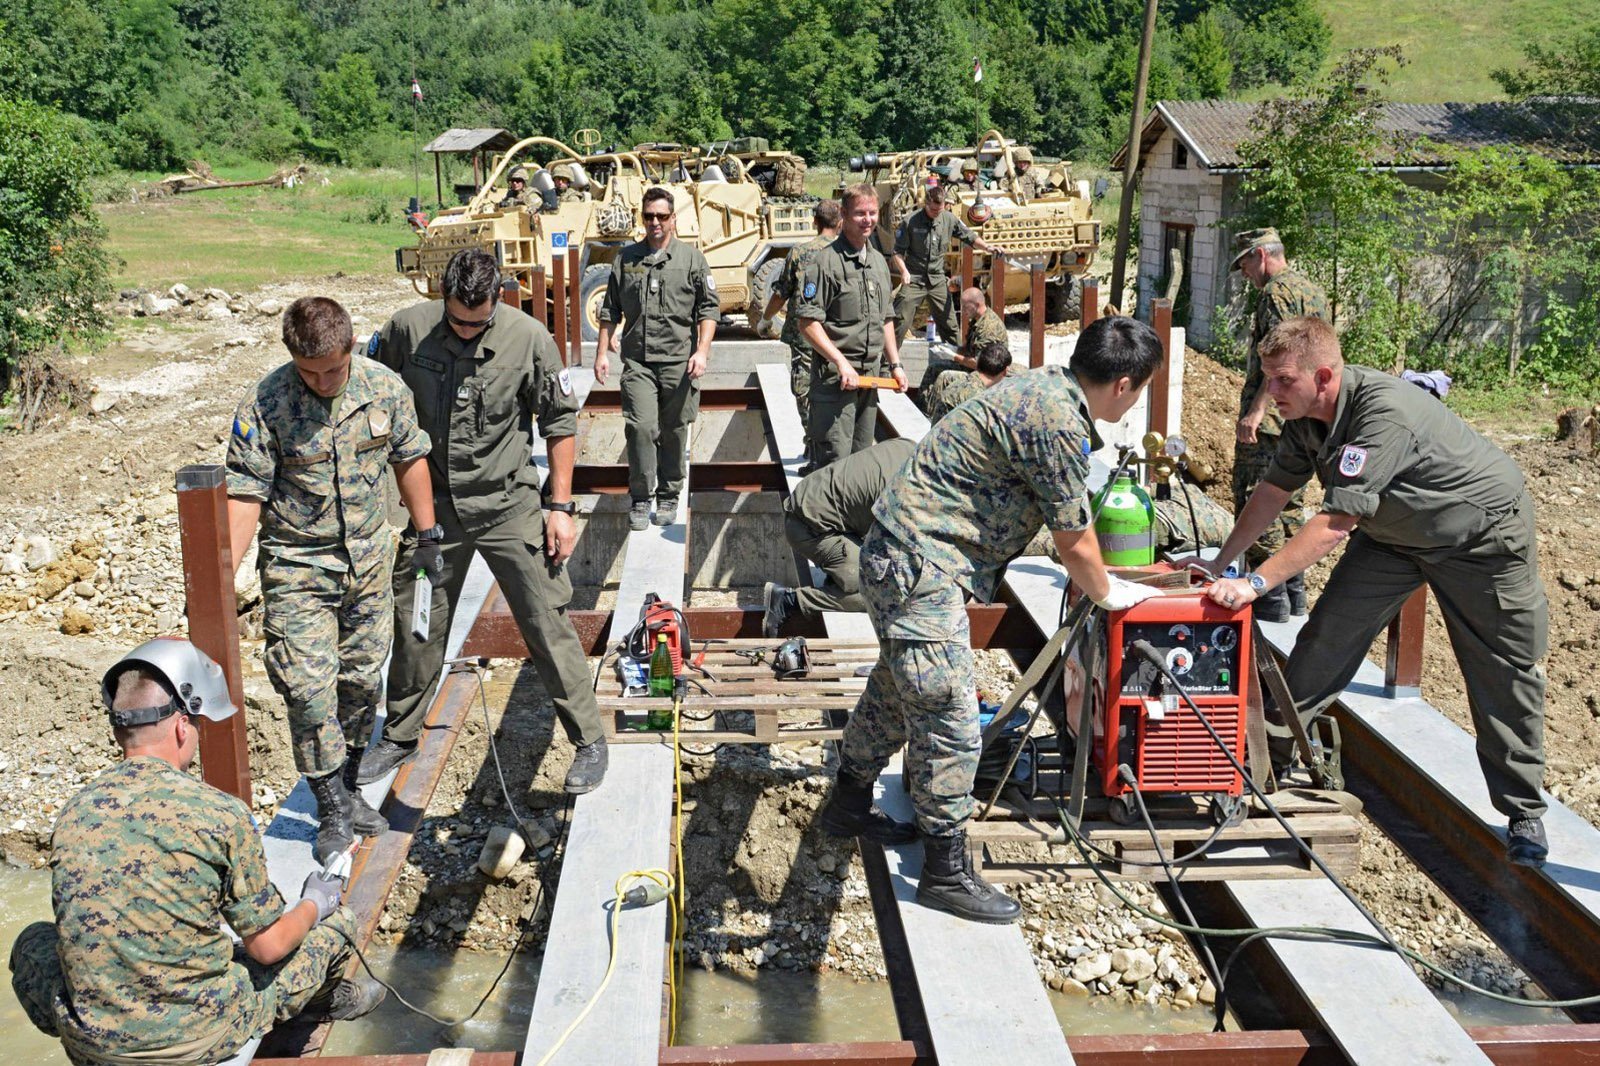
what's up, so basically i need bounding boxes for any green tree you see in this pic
[1493,25,1600,98]
[315,52,386,164]
[0,95,110,397]
[1180,9,1232,97]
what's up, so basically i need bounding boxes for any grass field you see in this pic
[101,166,427,292]
[1314,0,1600,101]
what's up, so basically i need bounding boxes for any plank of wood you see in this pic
[870,757,1077,1065]
[522,745,676,1066]
[1227,879,1492,1065]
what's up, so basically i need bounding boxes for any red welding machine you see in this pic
[1068,567,1254,821]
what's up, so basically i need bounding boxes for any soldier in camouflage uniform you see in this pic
[550,162,590,204]
[915,287,1008,406]
[10,640,383,1063]
[794,184,910,466]
[1007,146,1043,200]
[923,339,1012,424]
[815,316,1166,923]
[758,200,843,464]
[227,296,435,864]
[1230,227,1329,621]
[892,185,1003,347]
[499,166,538,210]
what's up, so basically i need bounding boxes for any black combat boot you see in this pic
[342,752,389,837]
[1254,582,1290,623]
[916,830,1022,924]
[816,773,918,844]
[307,976,388,1021]
[355,736,417,785]
[565,739,609,794]
[1286,573,1308,617]
[308,770,354,865]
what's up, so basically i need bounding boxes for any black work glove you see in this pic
[410,538,444,584]
[300,870,343,924]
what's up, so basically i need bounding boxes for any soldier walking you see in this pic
[10,641,383,1063]
[594,186,721,530]
[1230,227,1329,621]
[892,186,1003,347]
[758,199,843,467]
[1198,317,1551,867]
[793,183,908,467]
[359,248,609,795]
[225,296,435,862]
[815,316,1165,923]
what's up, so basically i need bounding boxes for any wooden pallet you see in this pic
[597,638,878,745]
[968,787,1362,884]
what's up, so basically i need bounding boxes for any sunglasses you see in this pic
[445,307,496,332]
[641,211,672,222]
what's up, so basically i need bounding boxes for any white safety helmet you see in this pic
[101,637,238,727]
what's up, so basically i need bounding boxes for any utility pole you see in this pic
[1109,0,1160,313]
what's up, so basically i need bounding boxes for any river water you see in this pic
[0,865,1561,1061]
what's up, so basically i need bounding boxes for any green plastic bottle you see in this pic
[647,634,674,729]
[1092,472,1156,566]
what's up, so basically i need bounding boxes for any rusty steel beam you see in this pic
[1082,277,1100,326]
[463,604,1043,659]
[1029,265,1046,370]
[552,253,568,363]
[174,465,252,804]
[990,253,1007,316]
[530,266,548,329]
[584,387,764,412]
[572,461,787,495]
[1383,586,1428,696]
[567,245,583,367]
[1148,297,1173,442]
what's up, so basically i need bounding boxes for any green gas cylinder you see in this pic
[1093,472,1156,566]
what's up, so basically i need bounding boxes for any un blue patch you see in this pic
[803,282,817,300]
[366,333,380,358]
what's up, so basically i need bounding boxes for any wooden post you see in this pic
[989,254,1007,319]
[551,254,568,359]
[1082,277,1100,328]
[567,246,582,367]
[1148,297,1173,440]
[1029,265,1046,369]
[1384,587,1429,697]
[175,465,252,805]
[529,266,547,329]
[960,245,976,342]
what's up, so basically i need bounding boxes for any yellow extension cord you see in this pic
[533,692,687,1066]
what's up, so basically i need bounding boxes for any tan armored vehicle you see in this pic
[846,129,1100,320]
[396,135,817,339]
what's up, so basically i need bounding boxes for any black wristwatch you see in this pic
[543,500,576,514]
[416,524,444,542]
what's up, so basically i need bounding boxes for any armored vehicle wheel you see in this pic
[747,257,786,330]
[579,264,610,343]
[1045,277,1079,324]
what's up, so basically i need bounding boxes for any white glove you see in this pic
[1093,575,1163,612]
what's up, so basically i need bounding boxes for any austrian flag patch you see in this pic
[1338,445,1368,477]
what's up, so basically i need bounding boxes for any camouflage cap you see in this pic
[961,158,978,174]
[508,166,530,183]
[550,162,575,182]
[1231,226,1282,267]
[1013,146,1033,164]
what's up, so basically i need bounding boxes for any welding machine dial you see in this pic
[1211,625,1238,652]
[1167,623,1192,642]
[1166,647,1194,675]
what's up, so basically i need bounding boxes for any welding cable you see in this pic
[533,868,679,1066]
[1051,645,1600,1027]
[671,684,688,1044]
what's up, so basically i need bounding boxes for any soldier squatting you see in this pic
[9,200,1557,1058]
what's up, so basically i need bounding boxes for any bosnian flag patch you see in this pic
[1338,445,1367,477]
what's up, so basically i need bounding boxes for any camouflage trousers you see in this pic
[915,354,965,414]
[1232,434,1306,565]
[838,524,978,838]
[11,911,355,1063]
[262,557,392,777]
[787,342,813,440]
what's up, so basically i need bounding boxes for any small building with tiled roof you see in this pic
[1112,99,1600,347]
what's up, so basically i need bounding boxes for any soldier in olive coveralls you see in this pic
[1200,317,1551,867]
[594,185,721,530]
[815,316,1166,924]
[758,199,843,464]
[1231,227,1329,621]
[358,248,609,796]
[794,184,909,467]
[891,185,1002,346]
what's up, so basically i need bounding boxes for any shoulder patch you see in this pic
[557,368,573,396]
[803,281,817,300]
[704,273,717,292]
[1338,445,1368,477]
[366,333,380,358]
[232,417,254,443]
